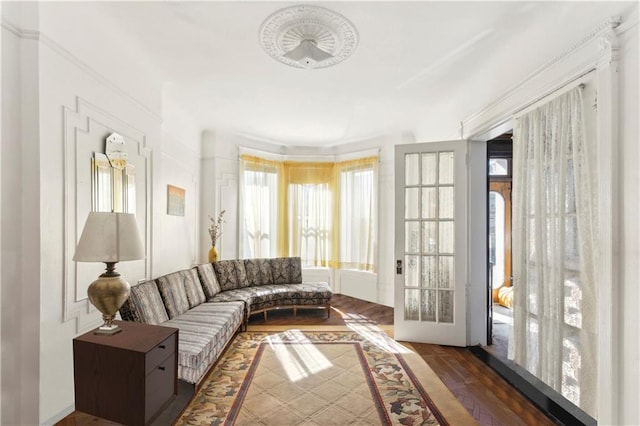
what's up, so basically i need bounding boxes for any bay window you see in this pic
[239,154,378,272]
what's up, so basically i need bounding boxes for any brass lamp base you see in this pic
[94,324,123,335]
[87,262,131,336]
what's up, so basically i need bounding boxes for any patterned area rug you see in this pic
[176,326,476,425]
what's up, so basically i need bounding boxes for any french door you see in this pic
[394,140,471,346]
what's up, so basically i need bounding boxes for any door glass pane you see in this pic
[421,290,437,322]
[421,222,436,254]
[439,152,454,184]
[421,255,436,288]
[439,221,454,253]
[421,153,436,185]
[489,191,506,289]
[438,256,454,289]
[405,154,419,185]
[405,188,419,219]
[489,158,509,176]
[405,289,420,320]
[405,221,420,252]
[439,187,454,219]
[421,187,437,219]
[439,291,454,323]
[404,255,419,287]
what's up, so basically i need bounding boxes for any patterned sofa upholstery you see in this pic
[119,256,331,385]
[208,257,332,321]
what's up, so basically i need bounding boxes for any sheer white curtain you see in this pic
[239,161,278,258]
[288,183,332,266]
[338,163,378,271]
[511,87,598,416]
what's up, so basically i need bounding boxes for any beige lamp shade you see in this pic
[74,212,144,262]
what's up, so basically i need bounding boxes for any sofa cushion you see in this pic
[209,282,332,317]
[214,259,250,291]
[164,301,244,384]
[244,258,274,286]
[233,259,249,288]
[183,269,206,308]
[119,280,169,325]
[195,263,221,299]
[156,271,190,319]
[270,257,303,284]
[249,282,332,312]
[213,260,236,291]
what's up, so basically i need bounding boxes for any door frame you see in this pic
[393,140,487,347]
[467,140,488,346]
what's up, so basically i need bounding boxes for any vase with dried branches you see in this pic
[208,210,225,262]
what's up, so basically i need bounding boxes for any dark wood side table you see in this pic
[73,320,178,426]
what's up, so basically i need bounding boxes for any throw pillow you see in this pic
[120,280,169,325]
[156,271,190,318]
[195,263,221,299]
[182,269,206,308]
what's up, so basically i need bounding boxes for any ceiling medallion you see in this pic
[259,5,359,69]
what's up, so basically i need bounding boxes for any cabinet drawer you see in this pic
[146,333,176,374]
[145,354,176,421]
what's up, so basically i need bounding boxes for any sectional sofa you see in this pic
[119,257,332,385]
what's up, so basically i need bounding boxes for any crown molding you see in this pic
[1,17,163,122]
[1,17,39,39]
[462,16,623,139]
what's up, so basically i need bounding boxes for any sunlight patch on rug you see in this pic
[265,330,333,382]
[176,330,476,426]
[346,322,412,354]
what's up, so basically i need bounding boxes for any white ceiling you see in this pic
[96,1,633,146]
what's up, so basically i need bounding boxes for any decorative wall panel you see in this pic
[63,97,151,332]
[217,171,238,259]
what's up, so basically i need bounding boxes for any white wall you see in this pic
[0,6,3,420]
[153,136,200,276]
[200,130,244,262]
[37,27,159,426]
[36,2,165,117]
[1,3,202,424]
[156,98,201,276]
[617,19,639,425]
[1,3,41,424]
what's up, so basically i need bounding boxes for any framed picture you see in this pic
[167,184,185,216]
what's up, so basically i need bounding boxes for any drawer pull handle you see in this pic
[159,345,166,349]
[158,366,165,371]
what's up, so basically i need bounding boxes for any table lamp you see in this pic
[73,212,145,335]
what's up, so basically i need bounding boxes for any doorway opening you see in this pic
[485,132,512,360]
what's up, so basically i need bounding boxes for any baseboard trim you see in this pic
[468,346,596,426]
[42,404,75,426]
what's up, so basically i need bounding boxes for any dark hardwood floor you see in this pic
[60,294,556,426]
